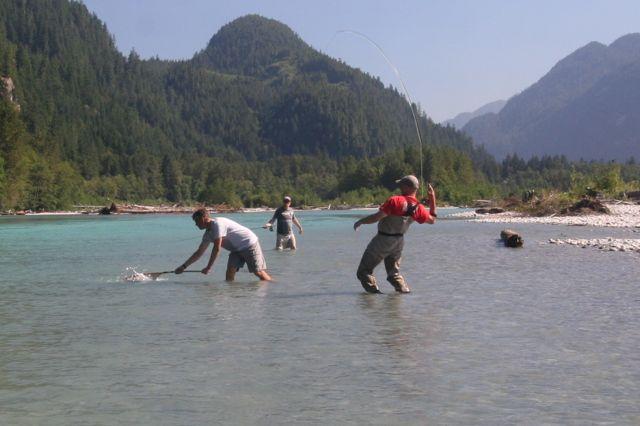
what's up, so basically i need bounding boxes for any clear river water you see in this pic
[1,210,639,424]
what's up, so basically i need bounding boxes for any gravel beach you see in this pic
[450,203,640,228]
[449,202,640,253]
[548,237,640,253]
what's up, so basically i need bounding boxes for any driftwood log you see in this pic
[500,229,523,248]
[476,207,505,214]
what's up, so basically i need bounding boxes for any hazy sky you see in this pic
[82,0,640,122]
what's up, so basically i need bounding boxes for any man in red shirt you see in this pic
[353,175,436,293]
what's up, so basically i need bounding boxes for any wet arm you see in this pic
[176,240,209,272]
[202,237,223,273]
[293,216,303,234]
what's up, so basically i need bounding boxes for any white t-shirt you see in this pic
[202,217,258,252]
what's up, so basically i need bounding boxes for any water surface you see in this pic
[1,211,639,424]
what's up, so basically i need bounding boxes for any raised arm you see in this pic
[425,184,437,224]
[354,210,387,231]
[175,239,210,273]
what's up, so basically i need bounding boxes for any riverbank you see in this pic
[549,237,640,253]
[449,202,640,228]
[1,204,239,216]
[447,201,640,254]
[0,202,375,216]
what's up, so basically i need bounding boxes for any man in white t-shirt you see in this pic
[175,208,272,282]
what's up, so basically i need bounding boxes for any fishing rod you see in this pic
[142,270,201,280]
[327,30,426,198]
[141,224,270,278]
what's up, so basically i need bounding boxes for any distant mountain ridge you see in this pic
[463,33,640,160]
[443,99,506,129]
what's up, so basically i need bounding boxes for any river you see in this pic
[1,210,638,424]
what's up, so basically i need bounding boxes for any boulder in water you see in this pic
[500,229,523,248]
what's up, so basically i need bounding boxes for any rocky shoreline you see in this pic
[548,237,640,253]
[0,202,375,216]
[449,202,640,228]
[448,202,640,254]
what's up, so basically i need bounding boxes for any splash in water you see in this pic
[121,267,152,282]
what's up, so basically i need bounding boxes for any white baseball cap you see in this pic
[395,175,419,188]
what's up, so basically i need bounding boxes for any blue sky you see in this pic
[82,0,640,122]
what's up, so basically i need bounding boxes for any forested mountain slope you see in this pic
[0,1,496,209]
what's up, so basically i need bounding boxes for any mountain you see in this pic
[192,15,312,76]
[188,15,489,159]
[0,3,491,209]
[443,99,506,129]
[463,33,640,161]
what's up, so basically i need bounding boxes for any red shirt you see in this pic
[380,195,431,224]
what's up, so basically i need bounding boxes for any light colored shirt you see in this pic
[202,217,258,252]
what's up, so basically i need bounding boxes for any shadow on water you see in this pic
[355,293,440,375]
[188,279,272,299]
[357,293,412,327]
[271,290,362,299]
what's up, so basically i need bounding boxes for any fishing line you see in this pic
[326,30,425,197]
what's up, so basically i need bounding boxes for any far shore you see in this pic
[1,203,467,217]
[4,201,637,227]
[449,201,640,254]
[0,202,386,217]
[448,202,640,228]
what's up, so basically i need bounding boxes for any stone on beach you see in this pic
[452,203,640,228]
[549,237,640,253]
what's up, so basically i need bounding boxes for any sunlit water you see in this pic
[1,210,639,424]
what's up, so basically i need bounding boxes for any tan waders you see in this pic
[356,216,413,293]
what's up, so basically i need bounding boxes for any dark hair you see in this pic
[192,208,209,222]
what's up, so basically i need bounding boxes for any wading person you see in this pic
[176,208,272,282]
[353,175,436,294]
[263,196,303,250]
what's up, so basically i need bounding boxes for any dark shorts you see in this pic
[227,242,267,273]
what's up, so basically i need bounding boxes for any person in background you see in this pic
[263,195,303,250]
[353,175,436,294]
[176,208,272,282]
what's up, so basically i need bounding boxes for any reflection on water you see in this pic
[1,211,639,424]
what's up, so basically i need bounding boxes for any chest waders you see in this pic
[356,208,414,294]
